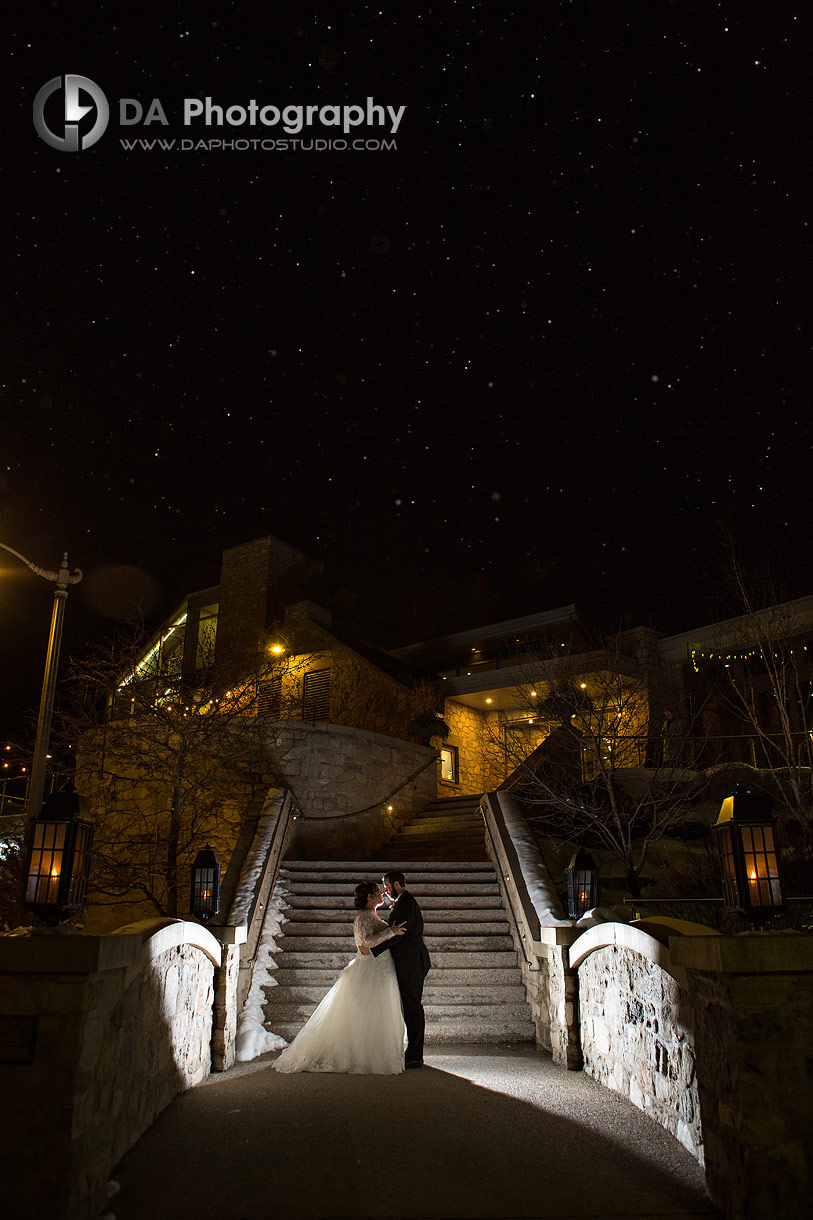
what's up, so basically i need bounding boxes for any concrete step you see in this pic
[373,851,491,862]
[276,934,515,953]
[290,894,505,910]
[420,798,484,815]
[385,834,484,847]
[283,907,506,924]
[268,1018,536,1045]
[281,921,510,937]
[267,1000,534,1024]
[385,828,484,841]
[371,844,488,854]
[278,950,520,971]
[272,966,524,988]
[287,882,501,897]
[265,983,529,1006]
[279,867,494,885]
[395,818,483,834]
[281,858,489,872]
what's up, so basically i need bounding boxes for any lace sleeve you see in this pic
[354,910,395,950]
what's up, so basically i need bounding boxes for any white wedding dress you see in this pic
[273,909,407,1074]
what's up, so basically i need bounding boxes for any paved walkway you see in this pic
[108,1045,717,1220]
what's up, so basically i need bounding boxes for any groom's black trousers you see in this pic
[395,959,428,1065]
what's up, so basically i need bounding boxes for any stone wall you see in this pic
[440,700,548,794]
[526,937,581,1068]
[440,699,486,794]
[576,941,702,1160]
[0,920,219,1220]
[670,934,813,1220]
[261,604,417,739]
[265,722,437,857]
[215,537,325,679]
[211,934,243,1072]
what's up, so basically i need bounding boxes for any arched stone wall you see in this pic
[570,926,702,1162]
[0,920,219,1220]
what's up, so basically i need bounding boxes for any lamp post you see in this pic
[0,544,82,824]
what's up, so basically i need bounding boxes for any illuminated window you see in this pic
[440,745,459,784]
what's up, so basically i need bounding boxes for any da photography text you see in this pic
[33,76,407,153]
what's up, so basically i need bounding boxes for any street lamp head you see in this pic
[24,791,94,926]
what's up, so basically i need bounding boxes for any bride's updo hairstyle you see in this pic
[353,881,379,910]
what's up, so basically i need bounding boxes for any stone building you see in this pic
[77,534,813,923]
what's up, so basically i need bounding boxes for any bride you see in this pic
[273,880,407,1074]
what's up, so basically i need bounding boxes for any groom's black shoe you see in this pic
[405,1060,423,1069]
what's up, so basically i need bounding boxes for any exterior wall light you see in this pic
[24,792,94,926]
[714,783,783,922]
[190,843,221,923]
[566,849,599,919]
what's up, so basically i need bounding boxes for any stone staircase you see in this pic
[372,793,489,862]
[262,798,536,1045]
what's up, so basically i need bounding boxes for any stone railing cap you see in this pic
[0,931,138,974]
[111,917,223,968]
[533,926,580,950]
[210,925,248,946]
[669,932,813,974]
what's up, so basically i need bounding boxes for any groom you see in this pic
[367,870,431,1069]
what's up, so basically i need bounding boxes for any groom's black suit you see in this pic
[370,889,431,1065]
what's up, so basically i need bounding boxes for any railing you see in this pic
[480,793,550,970]
[0,769,75,815]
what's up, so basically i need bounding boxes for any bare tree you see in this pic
[696,554,813,828]
[488,636,706,898]
[60,627,313,919]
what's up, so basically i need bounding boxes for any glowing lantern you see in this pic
[24,792,94,924]
[566,849,599,918]
[714,784,783,921]
[190,843,221,923]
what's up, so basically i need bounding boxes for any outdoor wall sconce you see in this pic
[190,843,221,923]
[566,848,599,918]
[714,783,783,922]
[24,791,94,925]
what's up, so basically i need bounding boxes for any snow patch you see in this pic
[497,795,572,928]
[235,877,291,1062]
[229,798,287,927]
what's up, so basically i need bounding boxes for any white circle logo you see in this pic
[33,75,109,151]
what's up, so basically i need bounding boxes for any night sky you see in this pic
[1,4,811,741]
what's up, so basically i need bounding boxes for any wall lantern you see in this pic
[190,843,221,923]
[566,848,599,918]
[714,783,783,921]
[24,791,94,925]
